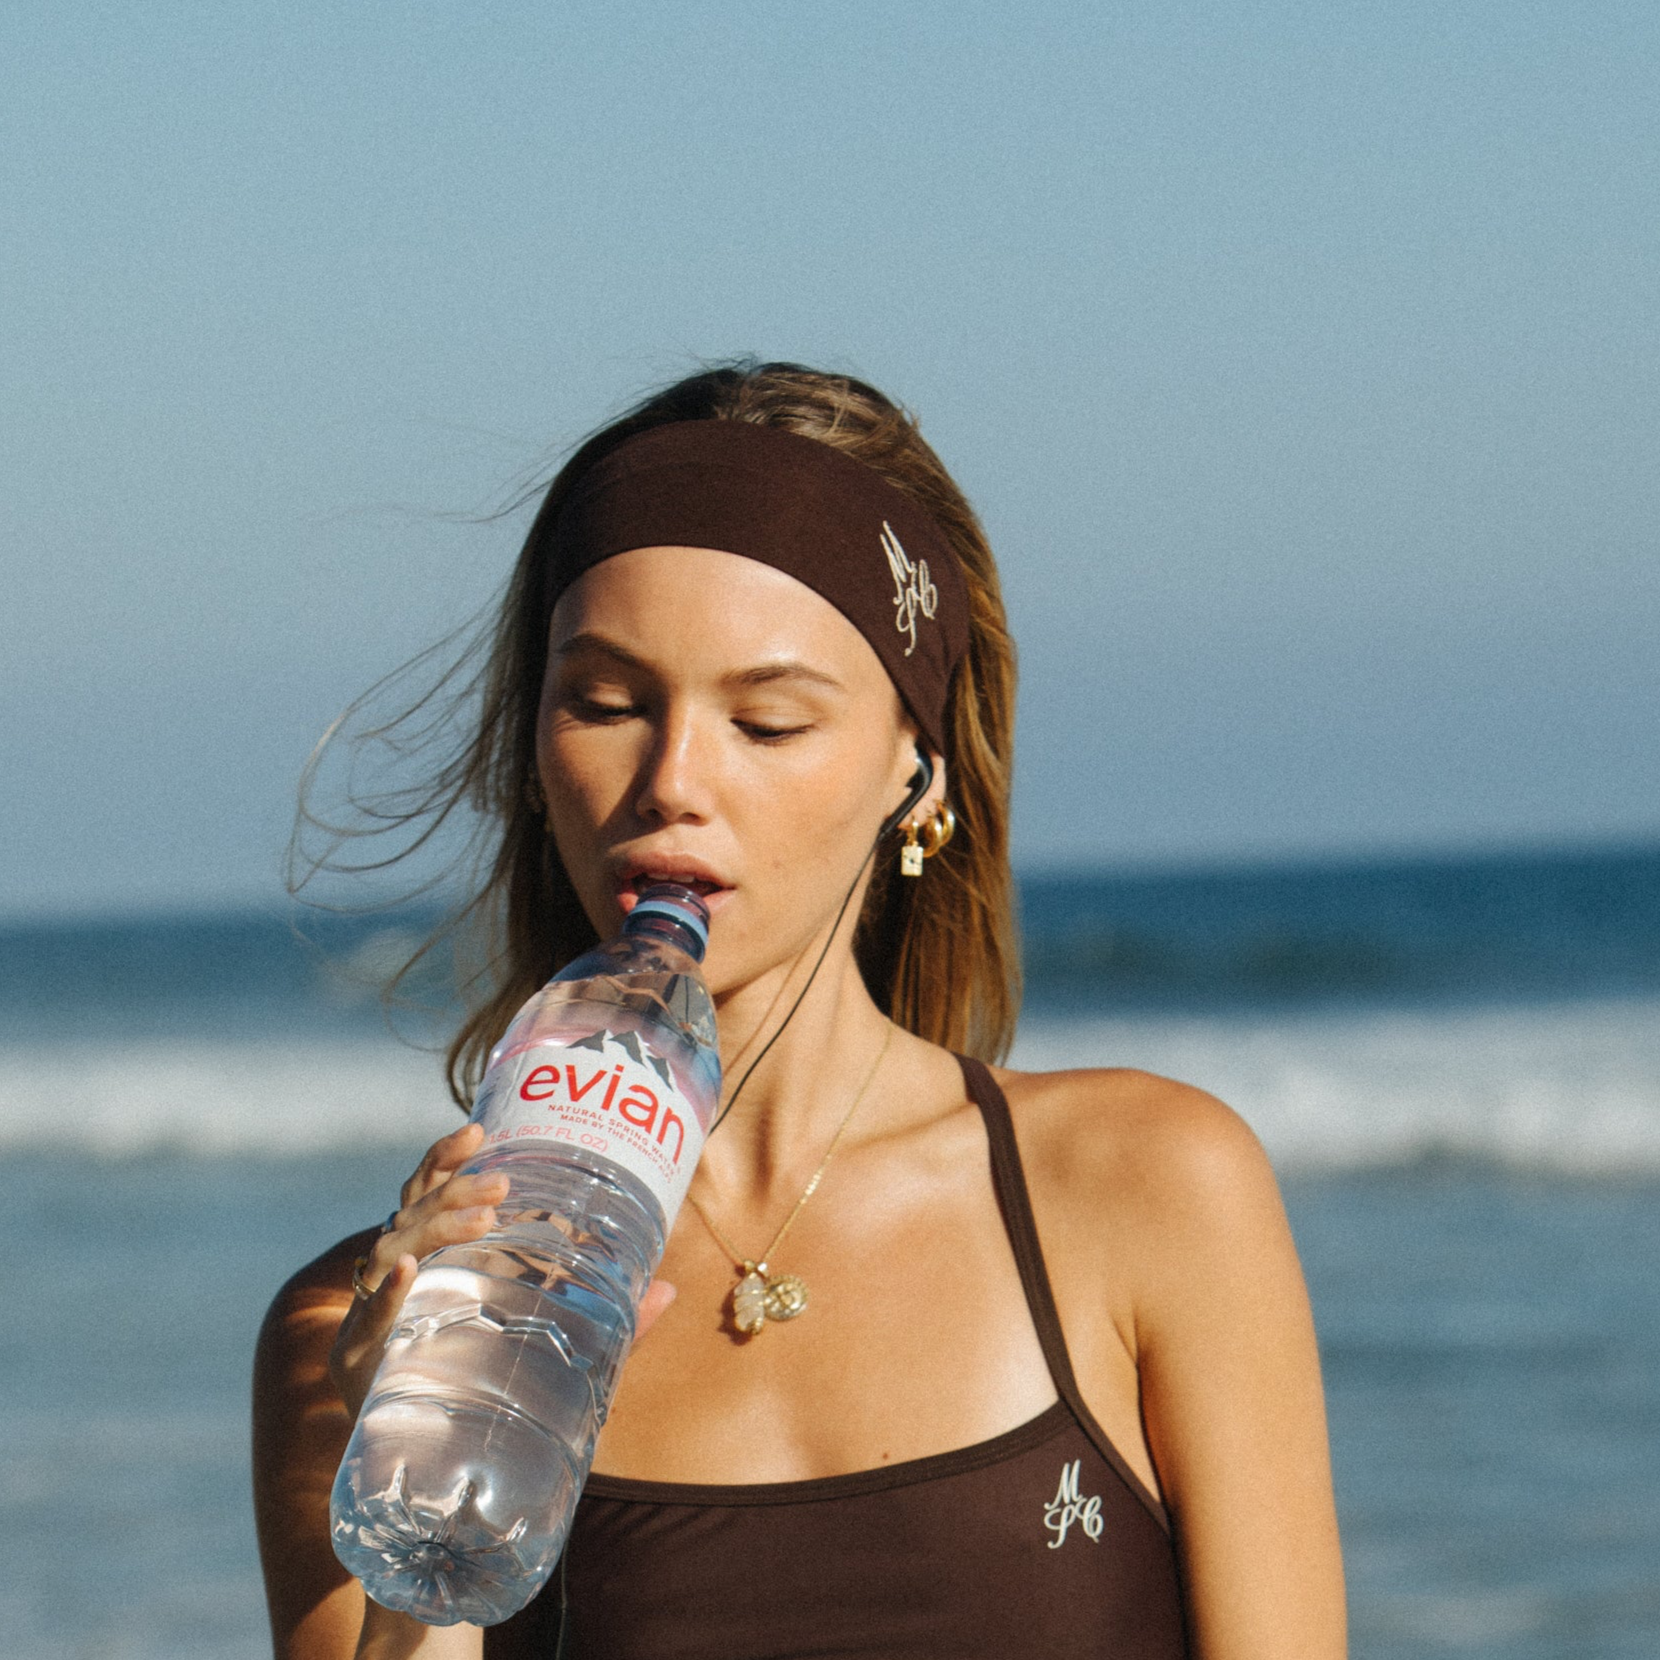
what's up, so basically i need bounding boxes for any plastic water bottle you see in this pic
[330,883,721,1626]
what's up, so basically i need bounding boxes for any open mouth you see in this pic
[615,865,732,910]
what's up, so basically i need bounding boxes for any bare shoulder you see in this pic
[988,1064,1296,1343]
[253,1227,373,1482]
[994,1063,1277,1225]
[261,1231,371,1338]
[255,1229,374,1418]
[253,1231,376,1659]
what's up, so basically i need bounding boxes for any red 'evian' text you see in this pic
[518,1062,686,1162]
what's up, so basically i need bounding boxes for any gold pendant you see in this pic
[731,1265,810,1335]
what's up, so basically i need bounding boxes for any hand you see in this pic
[328,1122,507,1419]
[327,1122,677,1421]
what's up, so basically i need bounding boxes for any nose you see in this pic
[632,705,714,827]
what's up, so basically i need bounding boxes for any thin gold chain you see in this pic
[687,1021,895,1272]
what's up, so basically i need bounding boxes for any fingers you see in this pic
[367,1169,509,1291]
[370,1121,508,1286]
[398,1120,486,1211]
[636,1279,677,1342]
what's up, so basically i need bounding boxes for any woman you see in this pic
[254,362,1346,1659]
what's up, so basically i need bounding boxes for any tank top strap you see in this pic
[955,1053,1170,1532]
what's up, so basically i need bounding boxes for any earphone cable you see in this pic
[708,843,873,1135]
[709,752,931,1135]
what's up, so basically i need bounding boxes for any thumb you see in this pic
[635,1278,677,1342]
[330,1253,418,1418]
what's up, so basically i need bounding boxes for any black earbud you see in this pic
[879,748,934,842]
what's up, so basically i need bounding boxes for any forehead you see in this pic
[548,545,898,697]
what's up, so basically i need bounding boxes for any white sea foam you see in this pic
[0,1035,461,1156]
[1012,994,1660,1174]
[2,996,1658,1170]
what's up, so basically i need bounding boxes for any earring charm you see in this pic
[900,820,924,877]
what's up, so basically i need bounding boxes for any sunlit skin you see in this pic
[253,548,1346,1660]
[536,546,929,1030]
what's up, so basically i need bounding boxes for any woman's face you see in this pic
[537,546,929,997]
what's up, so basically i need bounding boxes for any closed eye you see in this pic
[737,720,814,744]
[569,696,644,722]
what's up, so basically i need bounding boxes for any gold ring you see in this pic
[351,1255,379,1301]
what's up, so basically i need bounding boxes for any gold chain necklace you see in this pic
[686,1021,894,1337]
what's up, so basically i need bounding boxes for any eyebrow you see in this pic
[554,632,846,693]
[554,632,649,669]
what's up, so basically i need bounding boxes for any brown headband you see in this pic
[543,420,970,755]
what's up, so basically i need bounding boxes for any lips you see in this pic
[612,857,733,913]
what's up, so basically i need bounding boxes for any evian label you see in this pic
[474,1027,708,1221]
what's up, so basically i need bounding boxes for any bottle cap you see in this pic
[625,883,711,961]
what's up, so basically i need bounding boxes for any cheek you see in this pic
[741,746,893,887]
[537,724,631,878]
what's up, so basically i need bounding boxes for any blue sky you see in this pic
[3,2,1656,917]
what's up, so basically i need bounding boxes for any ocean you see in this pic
[2,843,1657,1657]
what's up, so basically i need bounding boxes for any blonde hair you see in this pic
[294,362,1020,1104]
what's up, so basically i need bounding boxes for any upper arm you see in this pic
[1012,1069,1345,1659]
[252,1234,372,1660]
[1130,1093,1346,1659]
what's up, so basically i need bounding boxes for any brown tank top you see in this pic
[486,1057,1188,1659]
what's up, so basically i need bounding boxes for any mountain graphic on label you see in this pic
[563,1026,676,1090]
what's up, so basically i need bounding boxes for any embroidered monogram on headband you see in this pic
[543,421,970,755]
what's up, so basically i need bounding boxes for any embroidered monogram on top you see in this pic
[1042,1459,1105,1548]
[882,520,939,658]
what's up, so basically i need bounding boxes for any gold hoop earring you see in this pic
[919,803,956,859]
[899,819,924,878]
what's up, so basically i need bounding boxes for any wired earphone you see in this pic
[709,748,935,1132]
